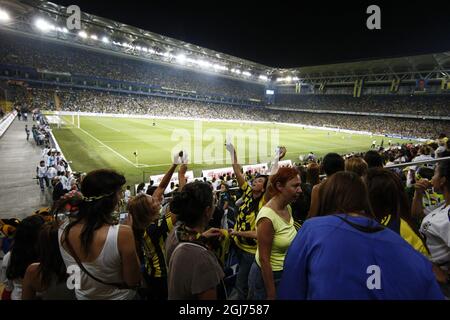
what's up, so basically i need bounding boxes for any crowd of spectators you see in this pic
[2,139,450,300]
[0,31,264,101]
[275,94,450,117]
[26,88,449,139]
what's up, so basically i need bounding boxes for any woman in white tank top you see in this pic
[55,169,141,300]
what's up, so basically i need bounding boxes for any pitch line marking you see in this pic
[97,122,121,132]
[77,127,138,167]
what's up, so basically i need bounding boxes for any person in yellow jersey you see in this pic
[126,152,188,300]
[411,167,445,220]
[365,168,429,257]
[248,167,302,300]
[226,142,286,299]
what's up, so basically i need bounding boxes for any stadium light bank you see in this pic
[35,18,56,32]
[0,8,10,22]
[78,30,88,39]
[28,12,270,84]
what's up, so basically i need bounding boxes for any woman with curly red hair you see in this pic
[248,167,302,300]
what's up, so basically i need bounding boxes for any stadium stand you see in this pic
[0,31,265,102]
[13,88,449,139]
[274,94,450,117]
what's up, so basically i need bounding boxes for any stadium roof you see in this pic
[0,0,272,79]
[1,0,450,83]
[275,52,450,81]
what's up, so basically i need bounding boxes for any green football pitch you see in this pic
[50,115,416,186]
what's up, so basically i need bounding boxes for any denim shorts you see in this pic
[248,261,283,300]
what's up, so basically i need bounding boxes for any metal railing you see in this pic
[314,156,450,179]
[384,156,450,169]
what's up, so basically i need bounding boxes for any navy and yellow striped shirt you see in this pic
[142,212,174,278]
[233,181,266,254]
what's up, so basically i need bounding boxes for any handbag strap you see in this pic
[64,229,133,290]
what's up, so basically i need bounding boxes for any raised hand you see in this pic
[414,178,431,195]
[181,150,188,164]
[225,141,235,155]
[173,150,186,164]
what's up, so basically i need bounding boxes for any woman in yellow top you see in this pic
[365,168,429,257]
[248,167,302,300]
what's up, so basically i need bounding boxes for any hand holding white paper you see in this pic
[173,150,182,164]
[180,150,188,164]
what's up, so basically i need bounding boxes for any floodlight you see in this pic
[35,18,55,32]
[90,34,98,40]
[102,36,109,43]
[0,9,10,22]
[214,64,227,71]
[78,31,88,38]
[176,54,186,64]
[197,60,211,68]
[259,75,268,81]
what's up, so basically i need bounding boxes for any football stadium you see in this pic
[0,0,449,304]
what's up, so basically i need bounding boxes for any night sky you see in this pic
[52,0,450,68]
